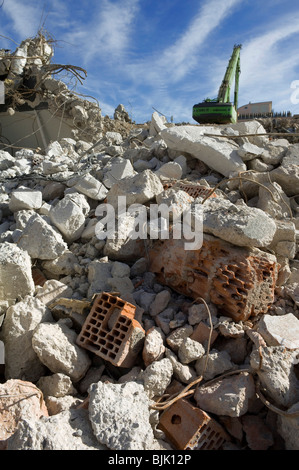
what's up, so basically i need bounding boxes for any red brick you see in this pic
[158,398,230,450]
[149,235,278,322]
[76,292,145,368]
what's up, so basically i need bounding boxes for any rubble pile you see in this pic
[0,35,299,451]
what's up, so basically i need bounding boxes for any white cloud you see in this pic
[155,0,243,82]
[2,0,42,39]
[62,0,139,64]
[238,13,299,111]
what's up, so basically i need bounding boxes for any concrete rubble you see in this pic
[0,34,299,451]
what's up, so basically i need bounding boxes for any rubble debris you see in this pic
[7,409,106,450]
[32,321,92,382]
[149,235,278,322]
[76,292,145,368]
[1,295,53,382]
[160,125,246,177]
[194,372,256,417]
[0,379,48,450]
[88,381,156,450]
[0,241,35,307]
[1,32,299,451]
[158,398,230,450]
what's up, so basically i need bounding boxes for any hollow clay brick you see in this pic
[158,398,230,450]
[76,292,145,368]
[149,235,278,322]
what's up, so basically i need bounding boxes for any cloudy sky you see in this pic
[1,0,299,123]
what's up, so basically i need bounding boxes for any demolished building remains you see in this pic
[0,33,299,451]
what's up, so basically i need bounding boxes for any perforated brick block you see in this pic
[177,183,217,200]
[158,399,230,450]
[149,234,278,322]
[162,182,217,200]
[76,292,145,368]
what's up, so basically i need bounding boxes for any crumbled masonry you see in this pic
[1,33,299,451]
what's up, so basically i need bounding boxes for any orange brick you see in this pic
[158,398,230,450]
[178,183,217,200]
[76,292,145,368]
[149,235,278,322]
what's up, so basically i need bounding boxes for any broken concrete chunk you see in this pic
[194,372,255,417]
[268,219,296,259]
[106,276,134,296]
[227,120,268,146]
[256,313,299,349]
[270,155,299,196]
[7,409,105,450]
[237,142,265,161]
[195,349,235,380]
[35,279,73,306]
[49,196,86,243]
[188,303,211,325]
[88,381,155,450]
[250,346,299,408]
[166,325,193,352]
[155,161,183,180]
[178,337,205,364]
[202,197,277,248]
[248,158,274,172]
[0,379,48,450]
[103,211,147,262]
[87,258,113,299]
[32,321,91,382]
[130,257,148,277]
[77,365,105,395]
[149,111,167,136]
[17,213,68,260]
[142,327,166,367]
[36,373,77,398]
[42,250,79,277]
[257,182,291,220]
[44,395,83,416]
[277,402,299,450]
[149,290,171,317]
[0,241,35,305]
[106,169,164,207]
[161,125,246,177]
[111,261,131,278]
[218,317,245,338]
[9,186,42,212]
[71,173,108,201]
[165,348,197,384]
[2,296,53,382]
[0,150,15,170]
[142,358,173,398]
[103,156,136,188]
[156,188,194,220]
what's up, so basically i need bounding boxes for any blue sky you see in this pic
[1,0,299,123]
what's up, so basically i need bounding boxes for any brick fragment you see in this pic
[158,398,230,450]
[76,292,145,368]
[149,235,278,322]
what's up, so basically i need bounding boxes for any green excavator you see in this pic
[192,44,241,124]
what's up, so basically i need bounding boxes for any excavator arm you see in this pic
[192,44,242,124]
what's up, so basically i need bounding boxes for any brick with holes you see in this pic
[149,234,278,322]
[158,398,230,450]
[76,292,145,368]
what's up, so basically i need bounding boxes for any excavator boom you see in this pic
[192,45,242,124]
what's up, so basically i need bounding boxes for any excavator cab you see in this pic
[193,45,241,125]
